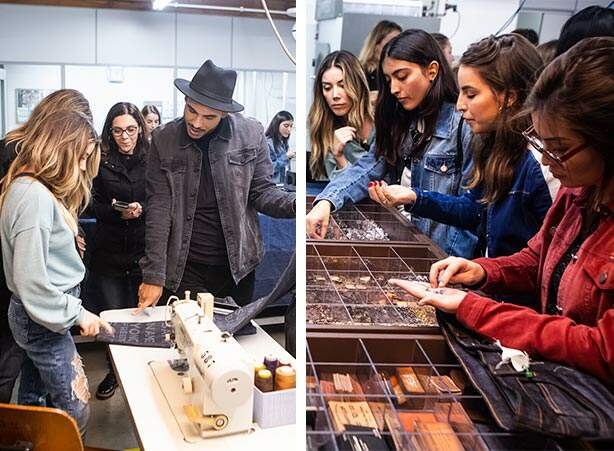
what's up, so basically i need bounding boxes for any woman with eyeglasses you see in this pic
[307,30,476,258]
[88,102,148,400]
[391,37,614,386]
[369,34,559,259]
[1,110,112,438]
[265,110,294,184]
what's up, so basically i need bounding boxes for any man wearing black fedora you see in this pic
[136,60,295,310]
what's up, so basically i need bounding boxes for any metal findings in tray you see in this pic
[307,243,440,330]
[306,196,427,244]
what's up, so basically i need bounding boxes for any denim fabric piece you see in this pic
[440,313,614,439]
[8,292,90,438]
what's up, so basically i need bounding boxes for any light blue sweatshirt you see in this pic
[1,179,85,333]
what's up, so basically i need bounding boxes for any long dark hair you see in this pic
[265,110,294,151]
[462,34,543,203]
[527,37,614,210]
[101,102,148,163]
[555,6,614,57]
[141,104,161,123]
[375,29,458,166]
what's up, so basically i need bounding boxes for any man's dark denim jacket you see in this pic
[140,115,295,290]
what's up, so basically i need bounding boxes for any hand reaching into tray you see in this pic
[388,280,467,314]
[306,200,332,239]
[429,256,486,288]
[368,180,416,207]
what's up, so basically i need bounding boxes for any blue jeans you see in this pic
[8,291,90,439]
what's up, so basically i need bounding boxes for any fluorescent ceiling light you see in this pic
[153,0,173,10]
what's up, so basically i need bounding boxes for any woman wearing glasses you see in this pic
[369,34,558,259]
[89,102,148,400]
[391,37,614,386]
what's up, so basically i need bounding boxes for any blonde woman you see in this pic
[1,89,92,177]
[1,110,113,438]
[309,50,374,180]
[359,20,402,90]
[0,88,92,404]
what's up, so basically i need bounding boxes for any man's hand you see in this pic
[79,310,115,336]
[388,279,467,314]
[135,283,163,315]
[306,200,332,239]
[367,181,416,207]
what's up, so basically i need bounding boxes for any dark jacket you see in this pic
[91,149,147,276]
[408,149,557,258]
[0,139,16,296]
[140,115,295,289]
[0,139,17,180]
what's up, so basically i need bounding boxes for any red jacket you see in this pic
[456,187,614,386]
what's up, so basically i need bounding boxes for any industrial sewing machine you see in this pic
[150,291,254,440]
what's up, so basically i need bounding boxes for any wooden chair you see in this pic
[0,403,117,451]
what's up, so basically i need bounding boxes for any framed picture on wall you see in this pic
[15,88,54,124]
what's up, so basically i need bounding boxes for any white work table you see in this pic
[100,306,296,451]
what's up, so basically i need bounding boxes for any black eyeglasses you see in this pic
[522,125,588,164]
[111,126,139,137]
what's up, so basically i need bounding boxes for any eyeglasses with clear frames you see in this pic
[111,126,139,137]
[522,125,588,164]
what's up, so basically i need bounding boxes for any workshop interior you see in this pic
[1,0,614,450]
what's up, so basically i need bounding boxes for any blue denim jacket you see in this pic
[409,149,556,257]
[266,136,288,184]
[315,102,477,258]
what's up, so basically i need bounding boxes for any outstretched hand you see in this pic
[388,279,467,314]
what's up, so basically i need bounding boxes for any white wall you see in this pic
[0,4,296,133]
[440,0,521,58]
[5,65,62,131]
[0,4,295,71]
[0,5,96,64]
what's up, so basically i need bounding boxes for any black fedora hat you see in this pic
[174,60,244,113]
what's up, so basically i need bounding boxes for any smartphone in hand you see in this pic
[112,200,131,211]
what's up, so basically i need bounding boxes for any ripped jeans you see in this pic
[8,289,90,439]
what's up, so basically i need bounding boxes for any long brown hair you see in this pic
[309,50,373,179]
[526,37,614,210]
[359,20,403,75]
[375,29,459,166]
[462,34,543,203]
[4,89,92,152]
[1,110,100,234]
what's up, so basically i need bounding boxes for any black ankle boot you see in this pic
[96,372,117,400]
